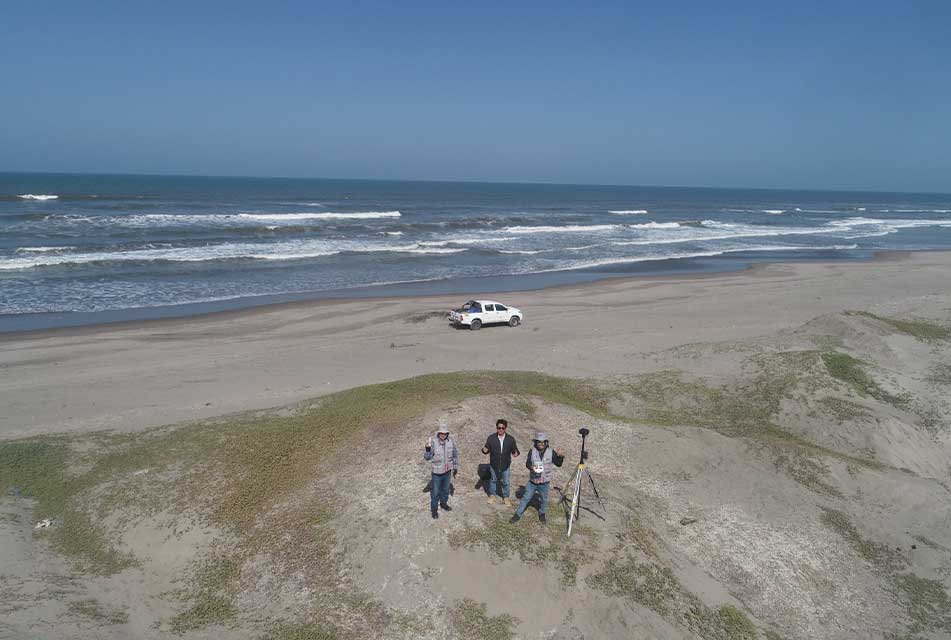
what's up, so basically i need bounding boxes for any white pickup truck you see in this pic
[448,300,523,330]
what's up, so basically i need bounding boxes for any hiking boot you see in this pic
[431,510,439,519]
[487,495,499,505]
[509,514,521,524]
[539,512,547,524]
[439,503,452,511]
[502,498,514,507]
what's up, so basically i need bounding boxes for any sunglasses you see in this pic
[496,426,506,430]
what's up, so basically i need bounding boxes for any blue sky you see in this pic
[1,1,948,191]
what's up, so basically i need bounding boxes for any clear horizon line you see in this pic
[1,168,949,197]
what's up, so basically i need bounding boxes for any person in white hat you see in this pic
[510,432,564,524]
[424,421,458,519]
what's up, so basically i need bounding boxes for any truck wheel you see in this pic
[470,319,482,331]
[508,316,520,327]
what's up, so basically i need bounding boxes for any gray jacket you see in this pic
[424,435,458,474]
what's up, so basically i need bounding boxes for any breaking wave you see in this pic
[239,211,401,221]
[501,224,620,234]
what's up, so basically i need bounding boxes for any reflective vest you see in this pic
[529,446,554,484]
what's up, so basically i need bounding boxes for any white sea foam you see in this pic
[532,242,861,275]
[827,216,951,229]
[16,246,76,253]
[501,224,620,234]
[419,236,516,247]
[628,222,681,229]
[383,231,404,236]
[239,211,401,221]
[610,219,871,248]
[534,250,729,273]
[609,209,648,214]
[884,209,951,214]
[762,210,785,215]
[401,247,466,254]
[737,244,859,252]
[497,243,604,255]
[0,237,466,270]
[17,194,59,200]
[47,210,404,228]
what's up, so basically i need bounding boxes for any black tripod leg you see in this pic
[583,470,606,512]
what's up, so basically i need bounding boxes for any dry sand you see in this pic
[1,251,950,640]
[2,251,949,439]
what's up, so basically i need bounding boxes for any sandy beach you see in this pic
[2,251,950,640]
[2,251,948,439]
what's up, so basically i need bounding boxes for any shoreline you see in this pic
[0,247,916,339]
[2,248,949,440]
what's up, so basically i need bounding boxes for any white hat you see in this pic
[437,421,450,435]
[533,432,548,442]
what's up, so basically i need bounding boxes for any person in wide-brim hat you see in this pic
[511,431,564,525]
[424,421,458,519]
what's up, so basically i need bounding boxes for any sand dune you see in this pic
[1,252,950,639]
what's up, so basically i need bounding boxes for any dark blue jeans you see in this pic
[515,481,550,516]
[489,466,511,498]
[431,471,451,512]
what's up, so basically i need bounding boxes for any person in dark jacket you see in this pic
[481,419,520,506]
[510,432,564,524]
[424,423,458,519]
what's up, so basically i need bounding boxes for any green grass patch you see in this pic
[717,605,758,639]
[450,599,518,640]
[448,511,592,586]
[817,506,951,635]
[589,550,764,638]
[506,395,538,421]
[264,624,348,640]
[66,599,129,625]
[0,437,134,575]
[0,437,68,518]
[846,311,951,342]
[619,368,798,437]
[765,440,841,497]
[619,512,658,558]
[820,507,905,570]
[588,557,683,616]
[894,573,951,634]
[817,397,874,423]
[617,364,884,492]
[685,603,760,640]
[168,551,245,633]
[926,363,951,386]
[821,352,910,408]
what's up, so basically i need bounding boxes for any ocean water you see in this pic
[2,172,950,331]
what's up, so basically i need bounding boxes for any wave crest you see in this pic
[17,194,59,200]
